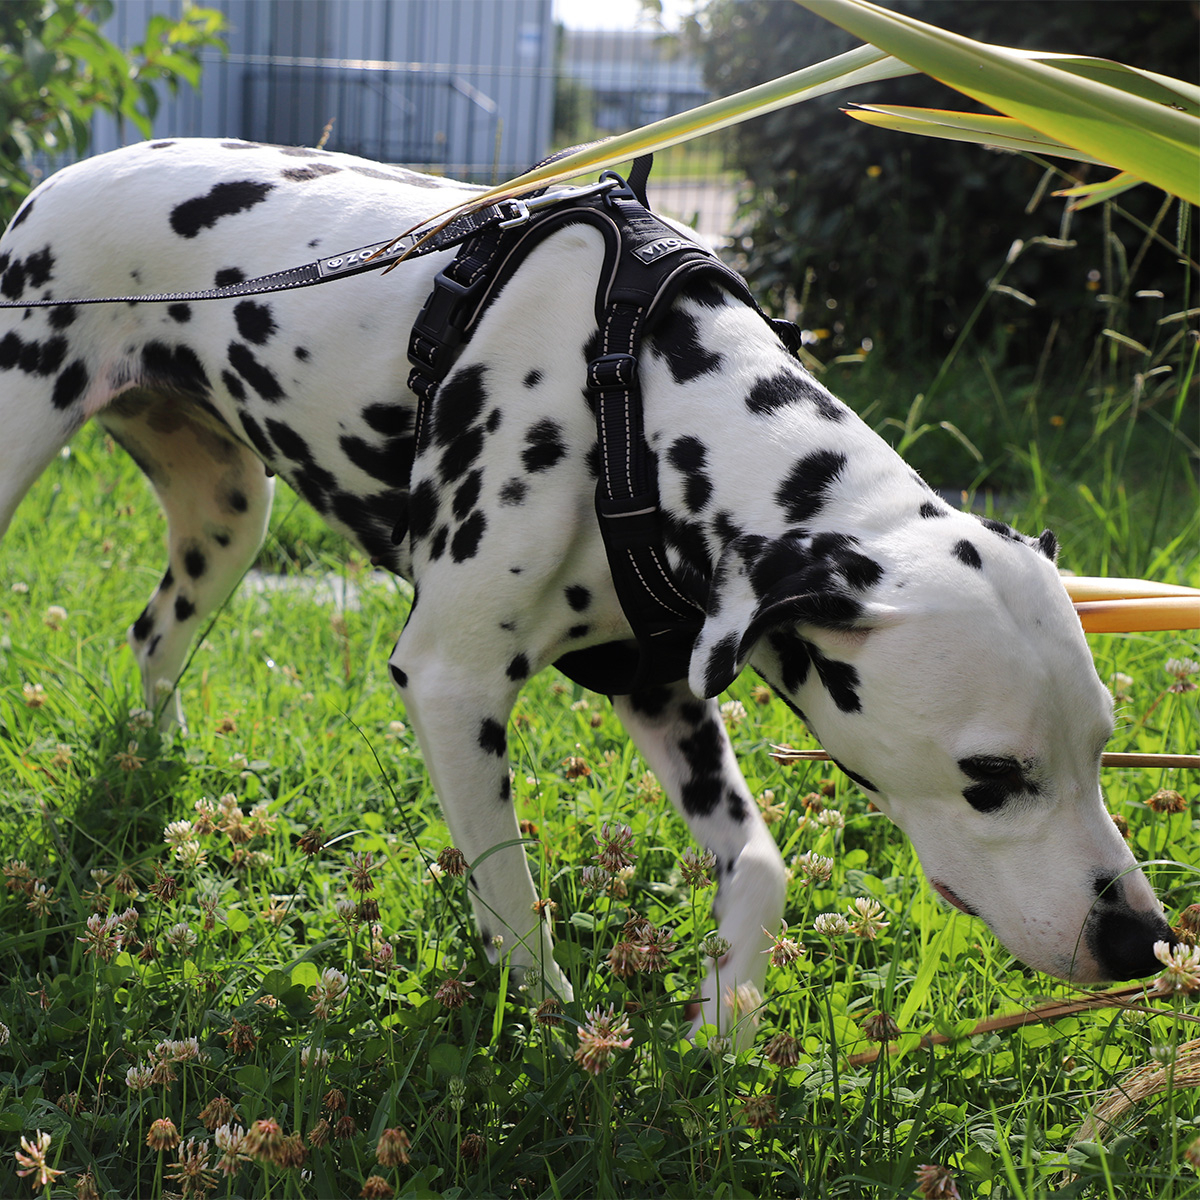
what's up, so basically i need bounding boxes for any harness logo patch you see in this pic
[633,237,690,264]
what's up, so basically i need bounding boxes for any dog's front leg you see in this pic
[612,680,787,1045]
[388,639,572,1003]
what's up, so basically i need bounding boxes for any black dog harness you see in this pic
[405,158,802,694]
[1,155,801,694]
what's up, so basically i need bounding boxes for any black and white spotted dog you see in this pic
[0,140,1172,1034]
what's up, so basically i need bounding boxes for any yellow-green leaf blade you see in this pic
[797,0,1200,203]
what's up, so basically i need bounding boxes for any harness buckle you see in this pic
[587,353,637,393]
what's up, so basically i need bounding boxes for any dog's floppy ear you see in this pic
[688,532,893,698]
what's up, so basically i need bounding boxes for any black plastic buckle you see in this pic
[595,492,660,548]
[587,352,637,393]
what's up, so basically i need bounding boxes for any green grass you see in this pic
[0,403,1196,1199]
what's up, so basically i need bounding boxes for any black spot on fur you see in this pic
[10,198,34,229]
[234,300,276,345]
[979,517,1018,540]
[478,717,507,757]
[958,755,1037,813]
[227,342,284,402]
[775,450,847,525]
[486,407,502,433]
[565,585,591,612]
[238,412,274,459]
[450,511,486,562]
[434,364,487,446]
[452,470,483,520]
[953,540,983,570]
[649,308,721,384]
[711,510,743,548]
[429,526,448,560]
[225,489,248,514]
[132,609,154,642]
[767,630,812,694]
[168,303,192,323]
[143,341,210,396]
[265,419,311,464]
[832,757,878,794]
[295,346,310,361]
[668,435,713,513]
[1,259,26,299]
[52,360,88,409]
[507,654,530,681]
[523,368,542,389]
[746,369,844,420]
[184,547,207,579]
[213,531,230,548]
[48,304,76,330]
[24,247,53,288]
[438,426,484,484]
[340,433,414,490]
[704,633,740,696]
[499,478,527,506]
[281,163,342,182]
[389,663,408,689]
[170,180,275,239]
[174,596,195,621]
[361,404,413,436]
[919,500,947,518]
[214,268,245,287]
[408,479,438,540]
[522,419,566,472]
[810,644,861,714]
[222,370,247,402]
[568,624,590,640]
[150,140,177,148]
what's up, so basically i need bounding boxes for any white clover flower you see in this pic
[794,850,834,884]
[813,912,851,937]
[165,922,198,952]
[125,1064,155,1090]
[173,840,208,869]
[300,1045,332,1069]
[815,808,845,830]
[720,700,748,727]
[1153,940,1200,994]
[163,819,195,847]
[128,707,155,730]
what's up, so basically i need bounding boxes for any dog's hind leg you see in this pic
[387,633,573,1002]
[99,396,272,731]
[612,680,787,1044]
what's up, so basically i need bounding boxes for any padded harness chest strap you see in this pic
[406,165,795,694]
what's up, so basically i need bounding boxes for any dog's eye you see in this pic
[957,755,1034,813]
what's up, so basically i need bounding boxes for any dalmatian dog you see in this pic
[0,140,1173,1035]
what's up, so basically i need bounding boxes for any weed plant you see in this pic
[0,196,1196,1197]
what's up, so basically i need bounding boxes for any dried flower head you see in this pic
[862,1010,901,1043]
[562,756,591,780]
[22,682,47,708]
[763,921,805,967]
[915,1163,962,1199]
[636,924,676,973]
[1147,788,1187,815]
[607,939,641,979]
[360,1176,394,1199]
[243,1119,285,1164]
[146,1117,181,1151]
[434,976,474,1009]
[757,789,786,824]
[581,864,613,894]
[764,1031,800,1068]
[534,997,562,1026]
[14,1130,63,1188]
[322,1087,347,1112]
[574,1004,633,1075]
[307,1118,332,1148]
[114,741,146,772]
[738,1094,778,1129]
[593,822,636,873]
[679,847,717,889]
[1179,904,1200,937]
[376,1126,412,1167]
[347,851,376,893]
[222,1019,257,1056]
[198,1096,238,1132]
[436,846,469,877]
[298,826,326,857]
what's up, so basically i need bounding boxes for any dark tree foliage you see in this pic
[701,1,1198,365]
[0,1,225,227]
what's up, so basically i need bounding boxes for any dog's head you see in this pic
[690,515,1173,982]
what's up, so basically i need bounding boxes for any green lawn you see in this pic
[0,405,1196,1198]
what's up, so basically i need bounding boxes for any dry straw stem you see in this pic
[770,747,1200,771]
[846,983,1200,1068]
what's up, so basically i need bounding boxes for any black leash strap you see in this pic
[0,196,540,310]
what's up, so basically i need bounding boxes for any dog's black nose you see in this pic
[1088,906,1175,981]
